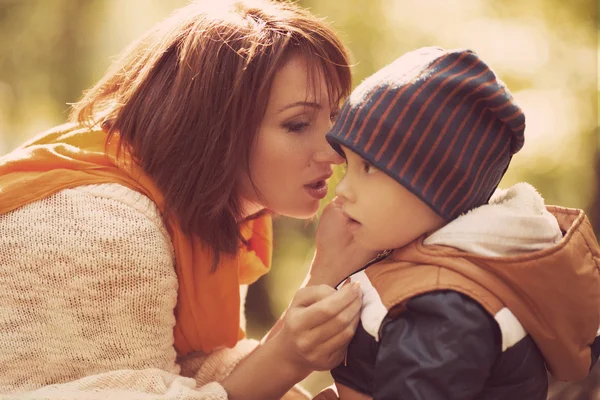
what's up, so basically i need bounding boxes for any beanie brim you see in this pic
[326,133,450,221]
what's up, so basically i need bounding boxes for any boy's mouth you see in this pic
[342,211,362,231]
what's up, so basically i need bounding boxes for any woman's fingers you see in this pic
[294,282,361,327]
[312,386,339,400]
[313,302,361,353]
[280,282,363,371]
[292,284,337,307]
[288,283,362,370]
[305,291,362,344]
[312,198,380,286]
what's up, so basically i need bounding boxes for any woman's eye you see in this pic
[284,121,309,133]
[330,112,339,122]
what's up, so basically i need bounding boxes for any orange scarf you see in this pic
[0,123,272,356]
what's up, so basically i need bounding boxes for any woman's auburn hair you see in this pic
[69,0,351,268]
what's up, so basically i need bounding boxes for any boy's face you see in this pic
[335,146,445,251]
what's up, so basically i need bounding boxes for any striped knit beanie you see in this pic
[327,47,525,220]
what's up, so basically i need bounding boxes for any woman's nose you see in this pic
[313,136,344,165]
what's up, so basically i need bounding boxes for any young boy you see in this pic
[322,47,600,400]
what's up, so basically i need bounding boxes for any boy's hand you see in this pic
[309,198,379,286]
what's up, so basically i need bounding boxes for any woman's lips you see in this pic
[304,180,328,199]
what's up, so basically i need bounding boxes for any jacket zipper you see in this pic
[335,249,393,289]
[338,249,393,367]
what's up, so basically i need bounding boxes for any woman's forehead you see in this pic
[267,55,331,110]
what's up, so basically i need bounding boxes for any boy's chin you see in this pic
[358,236,413,253]
[354,236,389,253]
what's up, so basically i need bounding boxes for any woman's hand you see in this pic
[309,198,379,286]
[273,282,362,373]
[312,386,339,400]
[280,385,312,400]
[222,254,363,400]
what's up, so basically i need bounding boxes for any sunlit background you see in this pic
[0,0,598,397]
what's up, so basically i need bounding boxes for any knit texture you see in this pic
[0,123,273,356]
[0,183,252,398]
[327,47,525,220]
[2,370,228,400]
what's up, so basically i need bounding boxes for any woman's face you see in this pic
[240,55,344,218]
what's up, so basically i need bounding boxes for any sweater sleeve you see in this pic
[13,368,229,400]
[179,337,311,399]
[0,183,180,390]
[178,338,260,386]
[0,183,247,398]
[373,291,501,400]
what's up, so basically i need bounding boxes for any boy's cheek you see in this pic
[353,227,388,252]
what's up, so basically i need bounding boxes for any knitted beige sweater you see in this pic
[0,183,260,399]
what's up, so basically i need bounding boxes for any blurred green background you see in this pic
[0,0,598,397]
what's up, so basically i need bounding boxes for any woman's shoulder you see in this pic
[0,183,179,392]
[70,183,171,244]
[1,182,174,260]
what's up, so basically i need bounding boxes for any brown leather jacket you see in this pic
[330,206,600,400]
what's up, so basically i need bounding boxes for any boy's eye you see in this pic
[339,161,347,173]
[363,161,378,174]
[330,111,339,122]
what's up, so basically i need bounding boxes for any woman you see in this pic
[0,1,370,399]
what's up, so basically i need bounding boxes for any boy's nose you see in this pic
[335,174,354,202]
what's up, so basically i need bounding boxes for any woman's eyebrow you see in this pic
[278,101,321,113]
